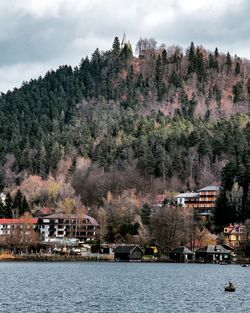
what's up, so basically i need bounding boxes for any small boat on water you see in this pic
[241,264,249,267]
[225,282,236,292]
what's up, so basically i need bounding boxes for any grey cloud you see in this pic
[152,0,250,55]
[1,0,250,92]
[0,16,76,66]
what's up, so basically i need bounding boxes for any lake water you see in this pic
[0,262,249,313]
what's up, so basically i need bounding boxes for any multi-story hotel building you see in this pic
[175,186,220,217]
[0,218,38,236]
[38,213,99,242]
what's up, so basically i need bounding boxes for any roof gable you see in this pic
[199,186,220,191]
[175,192,199,198]
[40,213,98,226]
[196,245,230,254]
[170,246,193,254]
[114,245,143,254]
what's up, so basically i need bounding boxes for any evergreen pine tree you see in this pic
[155,55,165,100]
[225,52,232,72]
[215,47,219,59]
[13,189,23,216]
[247,78,250,96]
[208,53,218,70]
[120,43,133,60]
[235,62,241,75]
[0,199,5,218]
[19,196,30,216]
[187,42,195,74]
[162,49,167,65]
[112,36,120,53]
[232,82,244,103]
[4,192,13,218]
[195,48,205,80]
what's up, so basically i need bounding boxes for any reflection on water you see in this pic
[0,262,249,313]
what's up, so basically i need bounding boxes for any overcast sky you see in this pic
[1,0,250,93]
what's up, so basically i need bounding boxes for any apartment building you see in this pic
[0,218,38,236]
[175,186,220,217]
[38,213,99,242]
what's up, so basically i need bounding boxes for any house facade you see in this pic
[114,245,143,261]
[0,217,38,248]
[195,245,231,262]
[198,186,220,216]
[175,186,220,217]
[0,218,38,236]
[223,223,246,247]
[176,192,200,208]
[169,246,193,262]
[38,213,99,242]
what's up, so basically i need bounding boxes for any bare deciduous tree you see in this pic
[3,154,17,188]
[151,204,187,253]
[96,207,107,244]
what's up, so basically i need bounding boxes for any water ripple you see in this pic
[0,262,249,313]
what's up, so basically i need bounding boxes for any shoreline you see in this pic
[0,254,249,264]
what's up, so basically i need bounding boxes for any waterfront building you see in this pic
[175,192,200,208]
[198,186,220,216]
[0,217,38,248]
[114,245,143,261]
[169,246,193,262]
[38,213,99,242]
[0,218,38,236]
[195,245,231,262]
[175,185,220,217]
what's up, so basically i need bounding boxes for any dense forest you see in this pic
[1,36,250,241]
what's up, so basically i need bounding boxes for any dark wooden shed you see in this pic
[114,245,143,261]
[169,246,193,262]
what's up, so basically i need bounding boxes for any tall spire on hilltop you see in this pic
[120,33,133,56]
[121,32,127,49]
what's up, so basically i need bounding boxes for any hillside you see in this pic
[0,37,250,228]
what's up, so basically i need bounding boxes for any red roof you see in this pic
[0,218,38,225]
[224,223,245,234]
[39,207,54,215]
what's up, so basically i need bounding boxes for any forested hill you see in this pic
[1,37,250,218]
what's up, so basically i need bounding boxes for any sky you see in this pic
[1,0,250,93]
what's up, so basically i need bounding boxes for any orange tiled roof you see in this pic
[0,218,38,225]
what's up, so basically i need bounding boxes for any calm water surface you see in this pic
[0,262,249,313]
